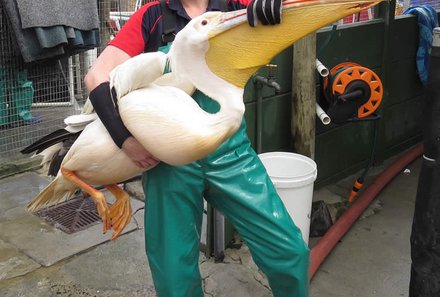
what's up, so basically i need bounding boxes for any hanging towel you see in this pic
[16,0,99,31]
[34,27,98,50]
[0,0,99,62]
[0,0,66,62]
[403,5,439,85]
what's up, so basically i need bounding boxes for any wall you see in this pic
[243,5,438,187]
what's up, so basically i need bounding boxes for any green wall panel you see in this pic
[381,96,423,151]
[315,120,377,185]
[241,12,427,187]
[244,103,256,146]
[386,59,424,106]
[390,15,419,62]
[316,21,384,69]
[244,93,292,152]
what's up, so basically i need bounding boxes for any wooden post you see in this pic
[291,33,317,159]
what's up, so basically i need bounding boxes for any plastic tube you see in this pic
[309,144,424,279]
[316,103,331,125]
[315,59,329,77]
[433,27,440,47]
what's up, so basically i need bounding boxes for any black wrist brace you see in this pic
[88,82,132,148]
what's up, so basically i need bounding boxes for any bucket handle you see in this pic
[271,170,317,188]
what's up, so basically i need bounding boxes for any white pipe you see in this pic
[433,27,440,47]
[316,103,331,125]
[32,102,74,107]
[68,56,76,106]
[315,59,329,77]
[74,54,82,98]
[367,8,373,20]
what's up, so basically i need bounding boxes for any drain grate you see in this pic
[36,194,110,234]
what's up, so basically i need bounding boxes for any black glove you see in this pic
[247,0,282,27]
[89,82,132,148]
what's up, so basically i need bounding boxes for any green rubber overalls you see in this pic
[142,44,309,297]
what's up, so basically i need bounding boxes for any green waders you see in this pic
[142,44,309,297]
[10,70,37,123]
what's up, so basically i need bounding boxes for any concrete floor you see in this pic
[0,151,421,296]
[310,156,419,297]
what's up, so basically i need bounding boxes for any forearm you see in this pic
[85,46,133,148]
[88,81,159,168]
[88,82,132,148]
[84,45,131,91]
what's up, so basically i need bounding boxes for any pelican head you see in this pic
[171,0,385,89]
[169,11,247,124]
[168,11,236,90]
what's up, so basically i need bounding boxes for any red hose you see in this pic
[309,143,424,279]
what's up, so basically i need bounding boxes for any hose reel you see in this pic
[322,62,383,124]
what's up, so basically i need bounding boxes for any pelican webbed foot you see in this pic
[60,167,111,235]
[104,184,132,240]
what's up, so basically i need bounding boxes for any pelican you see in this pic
[27,0,385,239]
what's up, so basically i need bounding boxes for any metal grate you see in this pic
[36,194,110,234]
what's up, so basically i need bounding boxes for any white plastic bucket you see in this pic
[259,152,317,244]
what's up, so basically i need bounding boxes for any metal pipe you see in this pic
[32,102,74,107]
[213,209,225,262]
[68,56,76,106]
[256,82,263,154]
[253,69,281,154]
[74,54,82,99]
[253,75,281,93]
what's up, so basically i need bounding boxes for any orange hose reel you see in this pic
[323,62,383,122]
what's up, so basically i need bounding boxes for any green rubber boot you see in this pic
[10,70,41,125]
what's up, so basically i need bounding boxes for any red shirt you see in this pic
[109,0,249,56]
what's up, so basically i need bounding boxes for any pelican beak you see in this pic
[206,0,386,88]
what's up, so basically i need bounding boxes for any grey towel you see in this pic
[16,0,99,30]
[1,0,99,62]
[35,27,99,49]
[1,0,65,62]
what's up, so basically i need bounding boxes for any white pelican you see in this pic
[27,0,385,239]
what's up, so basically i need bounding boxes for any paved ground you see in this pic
[0,150,421,296]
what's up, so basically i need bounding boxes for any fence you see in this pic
[0,0,437,166]
[0,0,139,164]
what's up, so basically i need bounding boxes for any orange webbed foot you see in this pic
[60,167,111,234]
[104,184,132,239]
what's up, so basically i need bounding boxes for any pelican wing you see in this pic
[110,51,168,99]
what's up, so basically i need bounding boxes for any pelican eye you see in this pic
[201,19,208,26]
